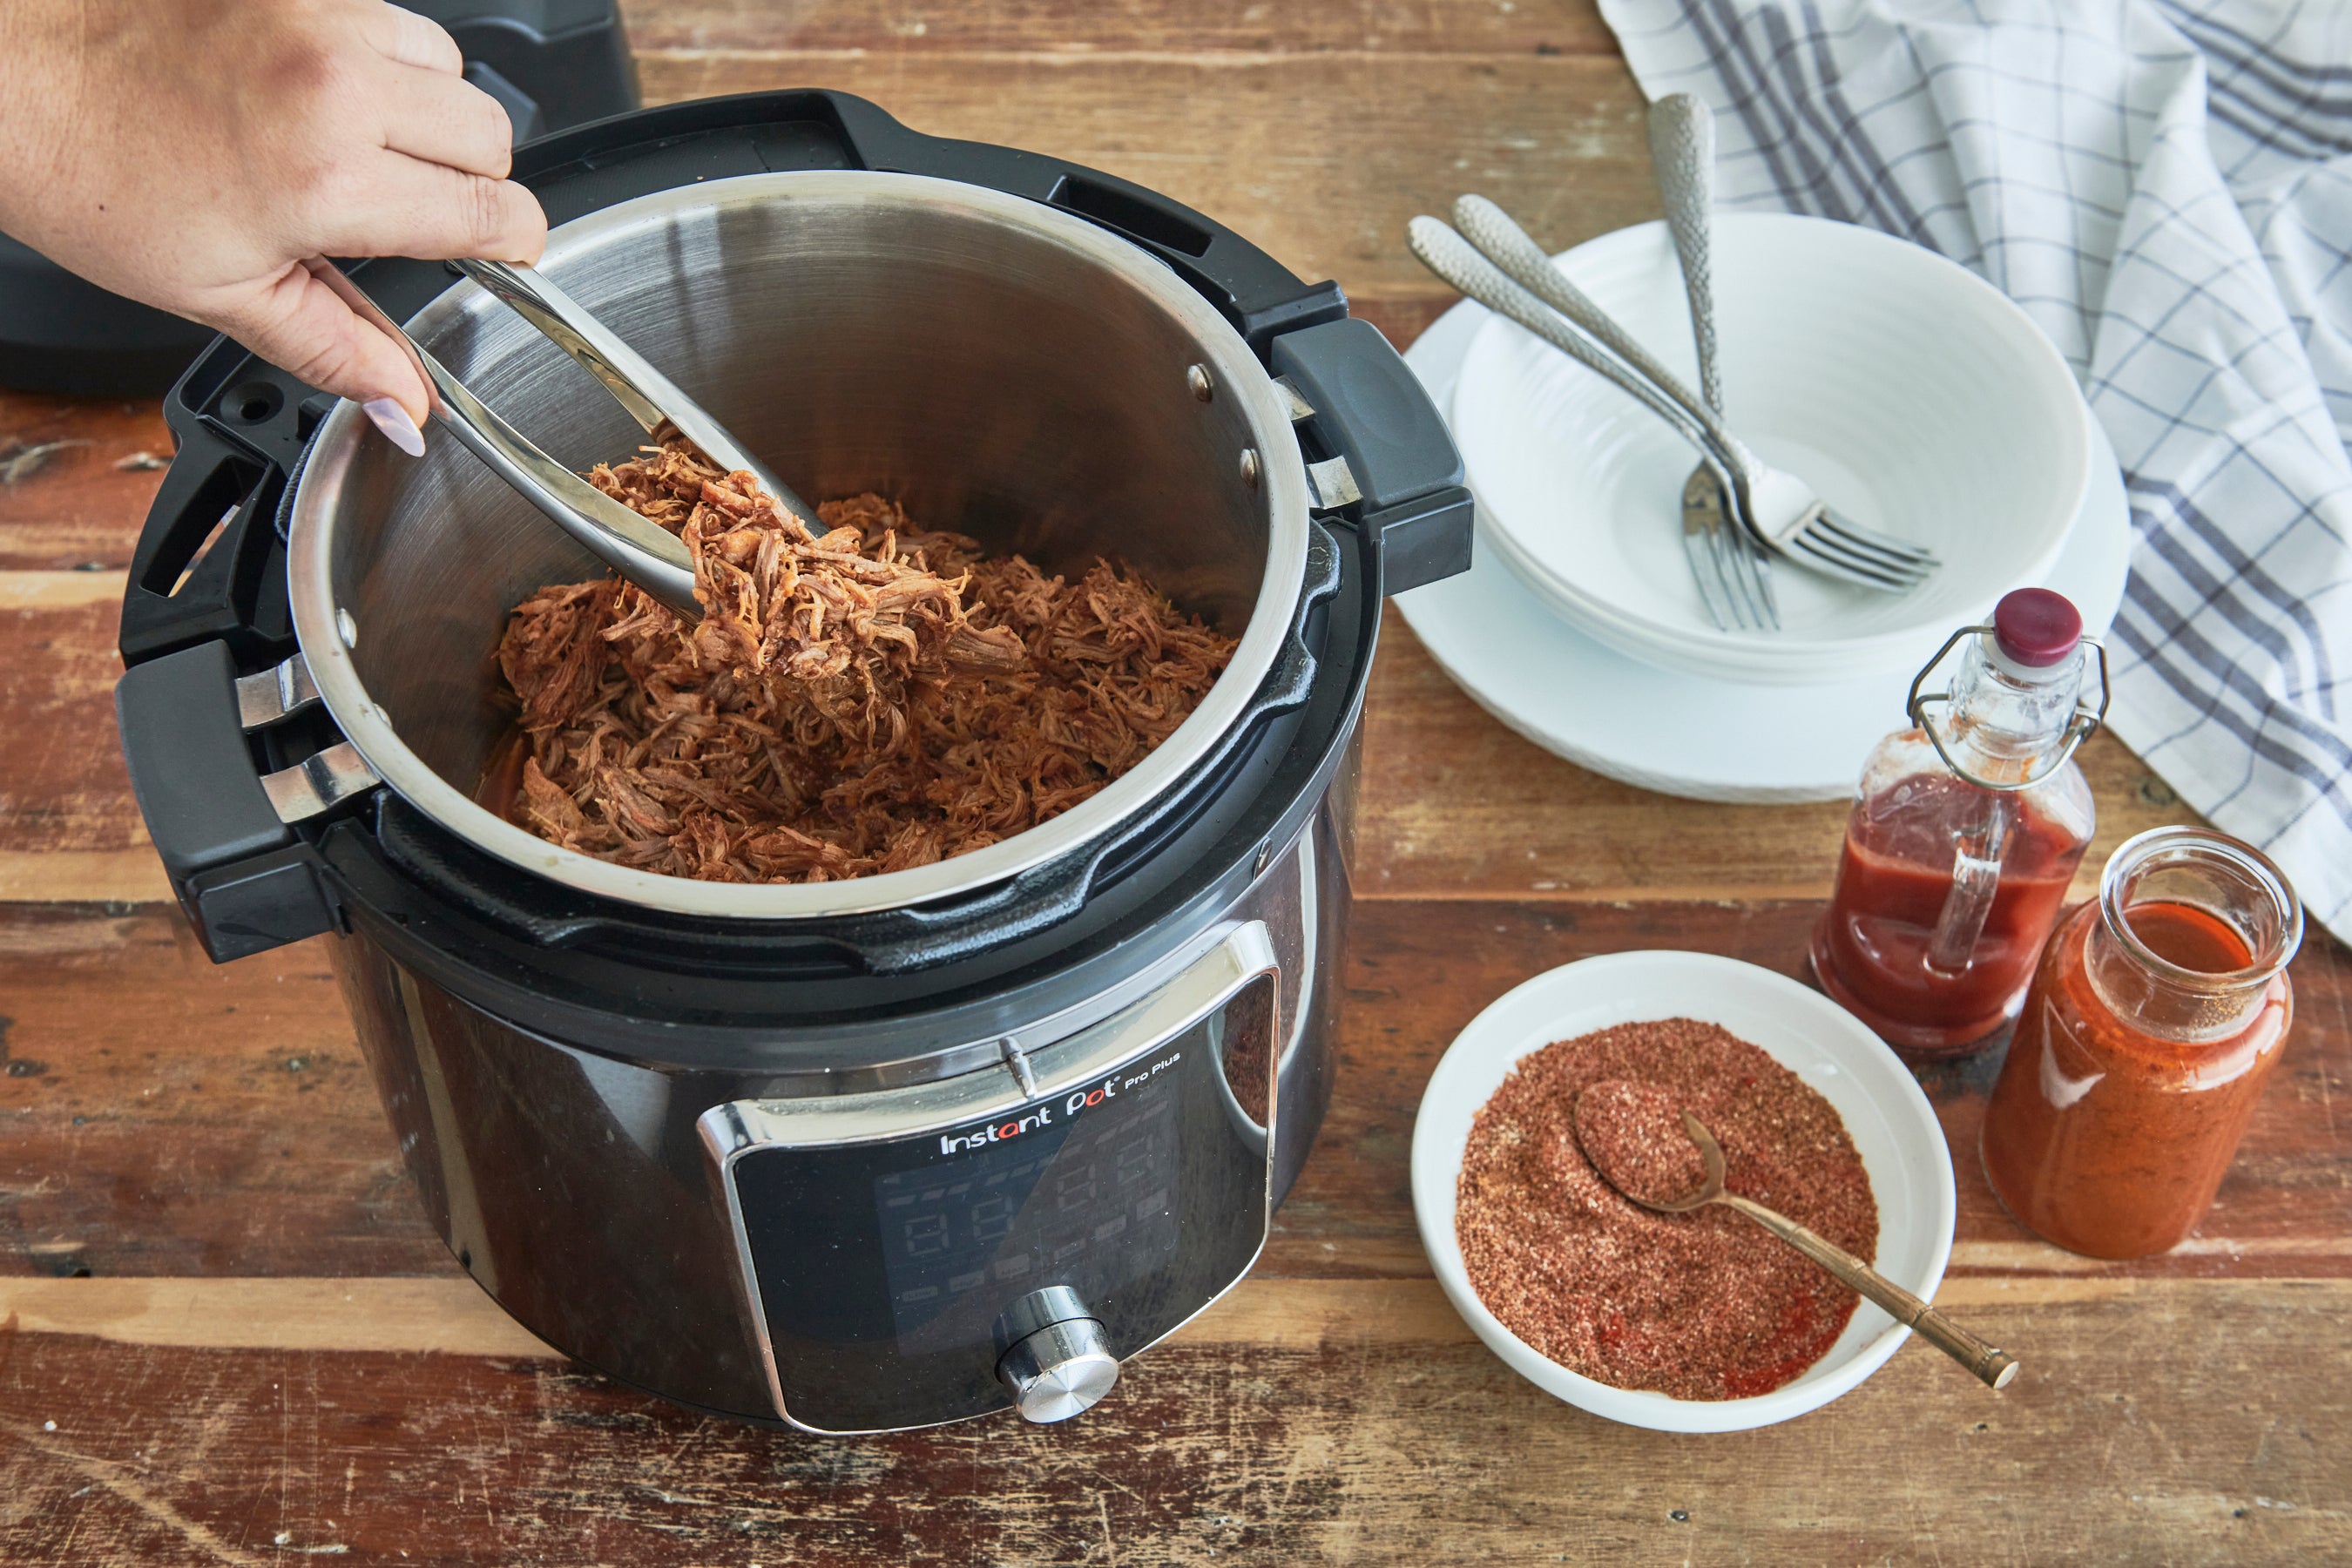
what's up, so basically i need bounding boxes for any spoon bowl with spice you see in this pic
[1574,1084,2017,1390]
[1412,950,1960,1432]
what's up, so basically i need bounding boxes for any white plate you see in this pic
[1396,294,2131,802]
[1453,216,2095,686]
[1410,951,1957,1432]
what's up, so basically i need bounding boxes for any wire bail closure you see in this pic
[1905,625,2111,793]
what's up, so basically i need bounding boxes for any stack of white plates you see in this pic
[1396,215,2129,802]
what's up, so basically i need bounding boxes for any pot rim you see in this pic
[287,169,1311,919]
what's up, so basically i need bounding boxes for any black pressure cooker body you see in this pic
[114,91,1469,1433]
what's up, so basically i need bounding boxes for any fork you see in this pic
[1407,216,1771,632]
[1449,195,1939,594]
[1646,94,1779,628]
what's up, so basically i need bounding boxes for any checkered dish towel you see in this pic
[1599,0,2352,944]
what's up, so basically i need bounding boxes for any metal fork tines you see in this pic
[1406,216,1778,632]
[1443,194,1937,596]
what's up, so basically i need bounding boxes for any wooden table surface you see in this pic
[3,3,2347,1564]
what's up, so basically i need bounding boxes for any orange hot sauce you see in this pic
[1981,829,2301,1260]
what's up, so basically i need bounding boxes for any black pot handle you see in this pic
[1272,318,1473,596]
[115,641,344,960]
[118,351,315,666]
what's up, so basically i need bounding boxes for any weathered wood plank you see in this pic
[618,0,1619,56]
[0,394,172,570]
[5,902,2343,1282]
[0,588,147,862]
[0,591,2200,902]
[1357,608,2208,902]
[630,53,1659,308]
[0,915,440,1281]
[1,1282,2343,1565]
[0,1271,2321,1355]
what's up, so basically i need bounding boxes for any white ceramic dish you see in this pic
[1452,214,2096,686]
[1395,293,2130,802]
[1410,951,1957,1432]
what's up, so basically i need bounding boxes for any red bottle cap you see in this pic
[1992,588,2082,668]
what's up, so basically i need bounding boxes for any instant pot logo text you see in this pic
[936,1051,1182,1155]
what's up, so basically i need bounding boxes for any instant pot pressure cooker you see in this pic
[114,91,1470,1433]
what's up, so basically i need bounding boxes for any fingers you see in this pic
[316,149,548,265]
[212,264,435,426]
[360,2,464,74]
[379,61,515,178]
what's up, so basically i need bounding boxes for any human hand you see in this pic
[0,0,547,448]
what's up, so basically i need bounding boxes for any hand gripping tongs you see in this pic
[308,255,819,624]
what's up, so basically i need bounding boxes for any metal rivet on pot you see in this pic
[336,608,359,649]
[1186,364,1214,402]
[1239,448,1260,489]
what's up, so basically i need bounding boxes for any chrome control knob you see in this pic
[993,1287,1119,1423]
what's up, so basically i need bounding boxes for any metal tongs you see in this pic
[308,256,817,623]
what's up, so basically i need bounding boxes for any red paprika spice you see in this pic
[1456,1018,1877,1401]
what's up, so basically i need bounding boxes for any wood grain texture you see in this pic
[4,3,2347,1560]
[5,902,2343,1286]
[2,1282,2345,1565]
[0,590,2204,902]
[630,52,1659,310]
[0,590,149,862]
[618,0,1620,56]
[0,394,172,571]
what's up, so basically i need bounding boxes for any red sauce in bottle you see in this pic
[1982,880,2295,1259]
[1813,773,2084,1053]
[1809,591,2099,1060]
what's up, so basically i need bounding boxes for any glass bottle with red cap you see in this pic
[1810,589,2110,1060]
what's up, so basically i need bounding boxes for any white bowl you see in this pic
[1451,214,2093,686]
[1410,951,1957,1432]
[1395,291,2132,801]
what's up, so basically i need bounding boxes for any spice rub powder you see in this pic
[1456,1017,1878,1402]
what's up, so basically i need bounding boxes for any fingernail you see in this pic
[362,397,426,456]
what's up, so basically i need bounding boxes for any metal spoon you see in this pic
[1586,1095,2021,1390]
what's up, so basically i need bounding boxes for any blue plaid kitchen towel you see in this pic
[1598,0,2352,944]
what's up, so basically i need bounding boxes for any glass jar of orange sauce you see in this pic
[1980,827,2302,1259]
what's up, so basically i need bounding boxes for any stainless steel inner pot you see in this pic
[287,172,1311,918]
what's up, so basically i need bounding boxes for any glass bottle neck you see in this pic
[1934,636,2083,787]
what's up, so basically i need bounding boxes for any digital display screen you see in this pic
[728,976,1275,1430]
[874,1053,1181,1342]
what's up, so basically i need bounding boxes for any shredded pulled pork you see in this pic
[490,437,1236,883]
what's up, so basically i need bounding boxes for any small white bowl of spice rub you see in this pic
[1412,950,1962,1432]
